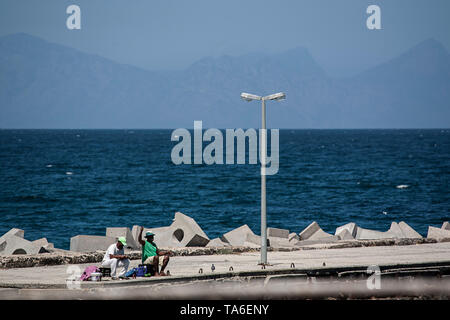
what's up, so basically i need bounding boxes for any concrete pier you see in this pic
[0,241,449,299]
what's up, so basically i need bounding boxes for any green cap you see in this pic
[145,231,155,237]
[118,237,127,246]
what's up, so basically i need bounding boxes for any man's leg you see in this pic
[152,255,161,275]
[160,255,170,275]
[102,258,118,277]
[117,259,130,277]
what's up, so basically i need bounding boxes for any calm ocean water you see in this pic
[0,129,449,250]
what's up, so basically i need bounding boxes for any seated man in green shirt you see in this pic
[138,226,172,276]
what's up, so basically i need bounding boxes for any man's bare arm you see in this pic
[109,254,128,259]
[138,226,146,246]
[157,249,172,256]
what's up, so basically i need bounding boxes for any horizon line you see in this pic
[1,127,449,130]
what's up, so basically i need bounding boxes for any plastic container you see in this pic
[90,272,102,281]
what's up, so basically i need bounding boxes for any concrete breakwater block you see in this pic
[427,226,450,241]
[143,226,171,248]
[288,232,299,242]
[70,235,116,252]
[31,238,59,251]
[0,235,47,255]
[267,227,289,239]
[355,227,392,240]
[1,228,25,239]
[31,238,50,247]
[131,225,169,247]
[30,238,69,253]
[356,222,421,240]
[268,237,295,248]
[131,225,141,244]
[227,230,293,248]
[0,228,48,255]
[335,221,422,240]
[136,212,210,248]
[245,232,262,246]
[396,222,422,239]
[442,222,450,230]
[294,238,344,247]
[221,225,257,246]
[131,225,170,245]
[206,238,231,247]
[335,223,358,238]
[387,223,403,238]
[167,212,209,247]
[242,241,260,248]
[299,221,320,240]
[299,222,339,242]
[106,227,139,249]
[336,229,354,240]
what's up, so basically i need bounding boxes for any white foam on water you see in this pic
[396,184,409,189]
[66,172,73,175]
[382,211,388,215]
[46,164,53,168]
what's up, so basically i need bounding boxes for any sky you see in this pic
[0,0,449,77]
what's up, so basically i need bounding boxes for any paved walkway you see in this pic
[0,242,449,290]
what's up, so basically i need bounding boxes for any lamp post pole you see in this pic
[240,92,285,266]
[260,97,267,264]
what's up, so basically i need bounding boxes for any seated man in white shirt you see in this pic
[101,237,130,279]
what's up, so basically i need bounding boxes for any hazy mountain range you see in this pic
[0,33,449,129]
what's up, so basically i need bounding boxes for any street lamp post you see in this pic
[240,91,286,265]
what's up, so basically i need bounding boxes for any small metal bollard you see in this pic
[229,266,234,272]
[291,263,295,268]
[198,268,203,274]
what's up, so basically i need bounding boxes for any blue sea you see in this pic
[0,129,449,250]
